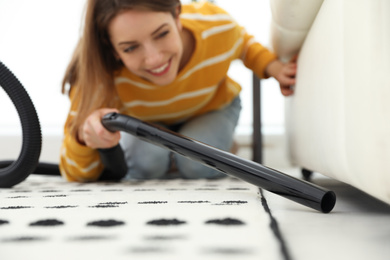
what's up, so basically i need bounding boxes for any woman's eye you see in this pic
[124,45,138,53]
[157,30,169,39]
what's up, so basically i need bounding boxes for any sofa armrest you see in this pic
[270,0,324,61]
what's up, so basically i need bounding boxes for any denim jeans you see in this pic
[120,96,242,180]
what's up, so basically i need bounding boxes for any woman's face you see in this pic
[108,8,183,86]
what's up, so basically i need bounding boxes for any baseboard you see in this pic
[0,134,62,163]
[0,133,292,168]
[235,133,292,169]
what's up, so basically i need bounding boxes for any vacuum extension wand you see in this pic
[102,113,336,213]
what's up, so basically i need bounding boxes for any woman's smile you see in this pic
[147,58,172,76]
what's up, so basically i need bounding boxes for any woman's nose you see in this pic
[143,43,163,67]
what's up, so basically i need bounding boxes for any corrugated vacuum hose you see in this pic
[0,61,41,188]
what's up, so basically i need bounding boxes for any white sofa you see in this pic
[270,0,390,205]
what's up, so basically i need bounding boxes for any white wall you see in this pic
[0,0,286,162]
[0,0,84,135]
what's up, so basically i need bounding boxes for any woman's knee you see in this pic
[131,152,170,179]
[121,135,171,179]
[175,156,226,179]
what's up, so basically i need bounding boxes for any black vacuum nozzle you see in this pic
[102,113,336,213]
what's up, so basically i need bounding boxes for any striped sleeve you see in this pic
[183,2,277,78]
[59,130,104,182]
[59,91,104,182]
[241,31,277,79]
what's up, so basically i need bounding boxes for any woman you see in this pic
[60,0,296,182]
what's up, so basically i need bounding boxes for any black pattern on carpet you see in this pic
[0,175,287,260]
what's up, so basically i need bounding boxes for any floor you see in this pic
[263,168,390,260]
[236,141,390,260]
[1,141,390,260]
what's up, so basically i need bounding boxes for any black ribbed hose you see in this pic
[0,61,42,188]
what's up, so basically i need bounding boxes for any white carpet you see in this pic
[0,175,286,260]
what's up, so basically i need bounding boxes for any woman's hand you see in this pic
[77,108,121,149]
[265,58,297,96]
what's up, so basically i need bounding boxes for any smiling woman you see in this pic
[0,1,290,179]
[58,0,296,183]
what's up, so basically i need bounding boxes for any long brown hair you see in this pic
[62,0,181,136]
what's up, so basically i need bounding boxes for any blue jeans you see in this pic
[120,96,242,180]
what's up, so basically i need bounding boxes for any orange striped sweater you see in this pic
[60,2,277,182]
